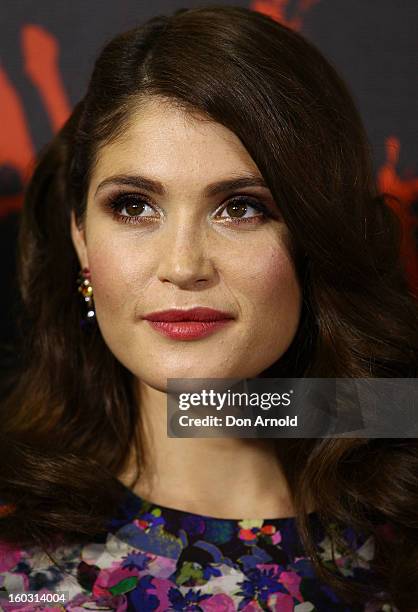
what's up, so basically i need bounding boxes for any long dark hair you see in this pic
[1,5,417,609]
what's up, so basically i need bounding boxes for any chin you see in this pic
[137,365,233,391]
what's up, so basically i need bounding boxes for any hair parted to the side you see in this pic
[1,5,417,608]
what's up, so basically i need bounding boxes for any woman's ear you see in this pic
[70,210,89,269]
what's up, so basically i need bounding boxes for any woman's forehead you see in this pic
[88,99,262,197]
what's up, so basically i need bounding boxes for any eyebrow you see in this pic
[94,173,269,198]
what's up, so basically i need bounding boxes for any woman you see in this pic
[0,5,417,611]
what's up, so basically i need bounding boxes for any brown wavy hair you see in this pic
[1,5,417,609]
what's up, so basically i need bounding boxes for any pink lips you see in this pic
[142,307,234,340]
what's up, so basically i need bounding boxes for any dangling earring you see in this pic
[77,266,96,329]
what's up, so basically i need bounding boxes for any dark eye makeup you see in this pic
[102,190,279,227]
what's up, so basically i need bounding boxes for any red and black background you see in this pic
[1,0,417,365]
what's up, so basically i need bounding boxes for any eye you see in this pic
[105,192,276,226]
[215,196,271,223]
[107,193,159,224]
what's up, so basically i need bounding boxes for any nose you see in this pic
[156,221,216,289]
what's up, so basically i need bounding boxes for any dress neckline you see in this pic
[116,479,320,526]
[106,481,325,567]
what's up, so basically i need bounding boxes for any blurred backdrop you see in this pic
[1,0,417,379]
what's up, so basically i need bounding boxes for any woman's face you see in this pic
[71,97,302,391]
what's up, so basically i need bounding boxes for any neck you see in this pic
[118,379,297,519]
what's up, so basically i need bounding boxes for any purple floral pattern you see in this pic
[0,487,399,611]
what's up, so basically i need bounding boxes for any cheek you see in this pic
[234,243,302,343]
[86,239,140,316]
[241,243,300,309]
[264,248,300,306]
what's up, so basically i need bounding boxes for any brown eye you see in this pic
[217,197,268,221]
[226,201,248,218]
[107,193,159,224]
[124,200,146,217]
[116,195,149,217]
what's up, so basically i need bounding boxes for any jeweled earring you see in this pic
[77,266,96,330]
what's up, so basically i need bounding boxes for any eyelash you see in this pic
[105,192,274,226]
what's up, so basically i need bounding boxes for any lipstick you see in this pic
[142,307,234,340]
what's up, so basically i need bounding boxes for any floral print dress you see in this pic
[0,485,398,611]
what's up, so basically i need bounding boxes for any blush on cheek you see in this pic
[246,244,302,346]
[266,250,301,300]
[87,249,131,315]
[249,243,299,295]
